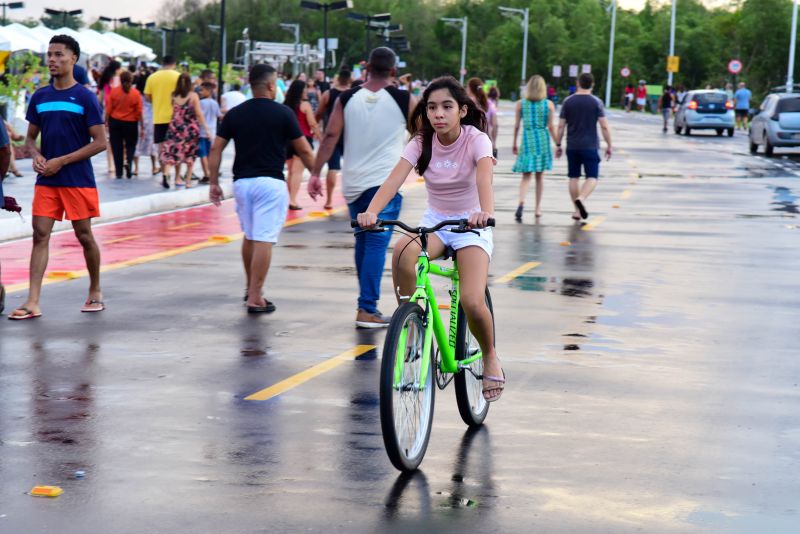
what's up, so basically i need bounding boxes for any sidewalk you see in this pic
[0,144,237,242]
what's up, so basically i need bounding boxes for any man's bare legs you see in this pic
[72,218,103,306]
[242,238,273,307]
[569,177,598,219]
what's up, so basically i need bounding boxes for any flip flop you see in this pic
[8,307,42,320]
[482,369,506,403]
[574,199,589,220]
[81,299,105,313]
[288,204,302,211]
[247,301,276,314]
[323,205,333,210]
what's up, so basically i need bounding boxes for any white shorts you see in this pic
[233,177,289,243]
[420,208,493,260]
[636,97,646,106]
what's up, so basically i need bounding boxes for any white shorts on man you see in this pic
[234,177,289,243]
[420,208,493,259]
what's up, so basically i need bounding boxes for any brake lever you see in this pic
[450,228,479,236]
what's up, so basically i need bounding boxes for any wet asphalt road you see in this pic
[1,106,800,533]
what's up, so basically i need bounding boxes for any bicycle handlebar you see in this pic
[350,218,495,233]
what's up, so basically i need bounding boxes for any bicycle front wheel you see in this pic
[454,288,494,427]
[380,302,436,472]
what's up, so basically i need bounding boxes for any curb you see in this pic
[0,182,234,242]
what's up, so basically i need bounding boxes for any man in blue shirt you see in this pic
[8,35,107,320]
[734,82,752,131]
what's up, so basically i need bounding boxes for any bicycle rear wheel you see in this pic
[380,302,435,472]
[454,288,494,427]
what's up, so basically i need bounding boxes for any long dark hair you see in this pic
[98,60,121,92]
[284,79,306,111]
[408,76,486,176]
[173,72,192,98]
[120,70,133,94]
[467,77,488,111]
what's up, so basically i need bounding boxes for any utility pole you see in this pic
[668,0,677,86]
[789,0,798,93]
[605,0,617,108]
[441,17,467,85]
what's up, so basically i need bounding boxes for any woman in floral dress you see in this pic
[160,73,211,188]
[512,75,557,221]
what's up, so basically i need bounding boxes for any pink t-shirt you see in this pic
[401,125,495,215]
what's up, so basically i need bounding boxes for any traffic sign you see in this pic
[620,67,631,78]
[667,55,680,73]
[552,65,562,78]
[568,64,578,77]
[728,59,743,75]
[581,64,592,74]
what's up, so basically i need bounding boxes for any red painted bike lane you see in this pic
[0,189,347,291]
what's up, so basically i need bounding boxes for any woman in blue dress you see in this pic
[512,75,557,221]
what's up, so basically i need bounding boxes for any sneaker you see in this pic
[514,204,523,222]
[355,309,390,328]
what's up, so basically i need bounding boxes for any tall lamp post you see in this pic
[44,7,83,28]
[99,16,130,31]
[279,23,300,77]
[499,6,529,87]
[162,26,190,57]
[441,17,467,85]
[668,0,677,86]
[788,0,798,93]
[605,0,617,108]
[127,20,156,43]
[0,2,24,26]
[347,11,390,59]
[300,0,352,75]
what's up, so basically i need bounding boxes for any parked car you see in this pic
[674,90,735,136]
[749,93,800,156]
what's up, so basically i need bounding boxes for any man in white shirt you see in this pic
[220,84,247,117]
[309,48,417,328]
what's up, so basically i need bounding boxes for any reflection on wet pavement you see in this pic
[771,186,799,214]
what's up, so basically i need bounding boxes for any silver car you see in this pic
[674,90,735,136]
[749,93,800,156]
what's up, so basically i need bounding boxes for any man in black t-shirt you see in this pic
[208,64,315,314]
[555,73,613,221]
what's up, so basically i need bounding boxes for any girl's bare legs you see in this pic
[534,171,544,217]
[287,156,304,207]
[516,172,531,220]
[183,160,194,188]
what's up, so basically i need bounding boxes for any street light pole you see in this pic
[219,0,226,103]
[788,0,798,93]
[605,0,617,108]
[441,17,467,85]
[499,6,529,86]
[280,23,301,77]
[1,2,24,26]
[668,0,677,86]
[300,1,352,76]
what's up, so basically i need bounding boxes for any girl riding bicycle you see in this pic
[357,76,505,402]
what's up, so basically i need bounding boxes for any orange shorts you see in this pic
[32,185,100,221]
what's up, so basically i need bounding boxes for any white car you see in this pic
[749,93,800,156]
[674,90,735,136]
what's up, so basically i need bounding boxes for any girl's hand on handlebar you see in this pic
[468,211,493,229]
[357,211,379,229]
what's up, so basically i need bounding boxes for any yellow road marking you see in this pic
[103,234,142,245]
[494,261,541,284]
[620,190,632,200]
[244,345,376,401]
[581,216,606,231]
[168,222,202,231]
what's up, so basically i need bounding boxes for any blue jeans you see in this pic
[347,186,402,314]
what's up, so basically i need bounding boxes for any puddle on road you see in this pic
[771,186,799,214]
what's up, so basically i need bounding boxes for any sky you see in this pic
[4,0,726,28]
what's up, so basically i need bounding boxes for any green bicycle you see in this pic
[352,218,496,472]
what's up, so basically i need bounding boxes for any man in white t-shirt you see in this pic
[220,84,247,117]
[309,47,417,328]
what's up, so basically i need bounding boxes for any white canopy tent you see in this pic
[53,27,110,57]
[3,23,48,53]
[28,24,55,43]
[100,31,155,60]
[0,25,47,53]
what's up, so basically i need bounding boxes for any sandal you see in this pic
[574,199,589,220]
[81,299,105,313]
[288,204,302,211]
[482,369,506,403]
[247,301,276,314]
[8,307,42,320]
